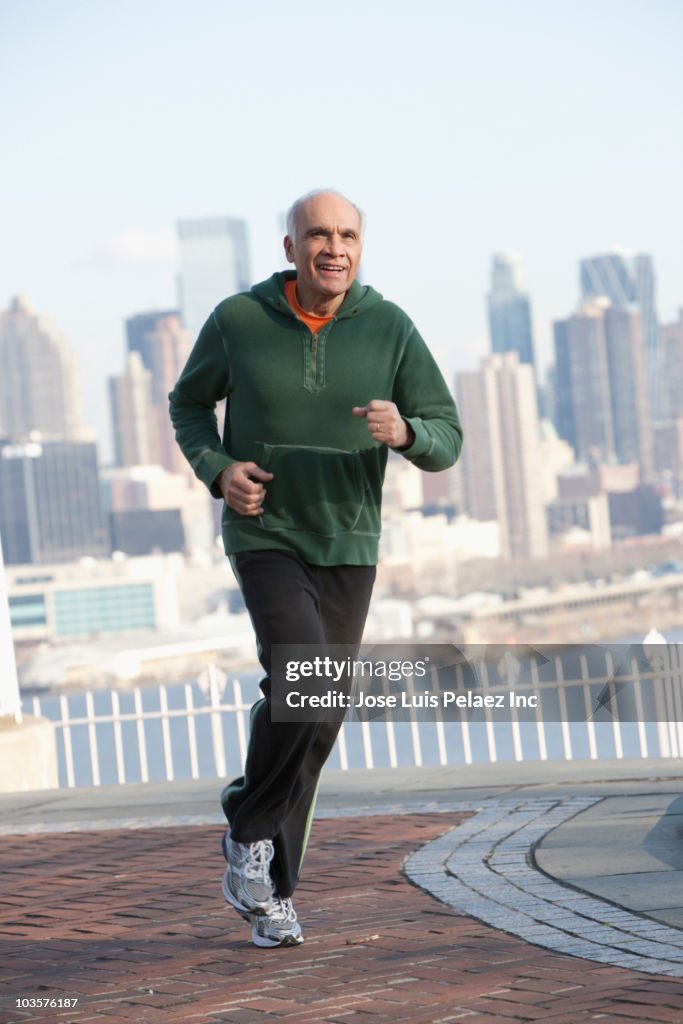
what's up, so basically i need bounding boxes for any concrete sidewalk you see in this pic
[536,791,683,930]
[2,754,682,824]
[1,758,682,1022]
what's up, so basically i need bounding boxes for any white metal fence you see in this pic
[28,648,683,789]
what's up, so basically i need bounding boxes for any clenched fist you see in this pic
[216,462,274,516]
[352,400,414,450]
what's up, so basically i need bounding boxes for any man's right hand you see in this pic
[216,462,274,516]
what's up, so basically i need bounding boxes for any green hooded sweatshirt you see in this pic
[169,271,462,565]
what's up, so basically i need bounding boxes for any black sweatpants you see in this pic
[220,550,376,899]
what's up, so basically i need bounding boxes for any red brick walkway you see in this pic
[1,814,681,1023]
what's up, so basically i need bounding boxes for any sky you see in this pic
[2,0,682,459]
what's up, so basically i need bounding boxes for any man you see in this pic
[169,190,462,947]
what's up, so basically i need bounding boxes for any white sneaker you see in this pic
[251,895,304,948]
[221,832,274,916]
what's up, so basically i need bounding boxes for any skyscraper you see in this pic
[603,306,651,473]
[456,352,548,561]
[126,310,190,407]
[487,252,536,367]
[554,300,651,475]
[124,310,191,473]
[109,351,158,467]
[553,301,614,462]
[654,311,683,479]
[0,440,109,565]
[580,250,661,421]
[661,310,683,420]
[177,217,251,341]
[0,297,84,441]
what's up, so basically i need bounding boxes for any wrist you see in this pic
[391,420,415,451]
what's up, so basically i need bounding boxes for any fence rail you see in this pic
[28,647,683,789]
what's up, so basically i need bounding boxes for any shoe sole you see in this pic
[251,928,304,948]
[226,900,304,947]
[221,868,271,917]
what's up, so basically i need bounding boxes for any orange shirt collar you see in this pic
[284,279,335,333]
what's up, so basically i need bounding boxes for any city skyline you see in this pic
[2,238,679,468]
[2,1,682,456]
[3,231,674,571]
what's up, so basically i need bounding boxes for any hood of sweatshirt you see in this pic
[251,271,384,321]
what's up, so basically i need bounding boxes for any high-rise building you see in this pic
[487,252,536,366]
[124,310,191,473]
[553,300,651,474]
[177,217,251,341]
[553,300,614,462]
[661,310,683,420]
[580,251,661,420]
[652,311,683,483]
[652,419,683,482]
[0,297,84,441]
[109,351,158,467]
[603,306,651,474]
[0,440,109,565]
[126,310,190,406]
[456,352,548,561]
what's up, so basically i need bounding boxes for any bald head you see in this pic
[285,189,365,243]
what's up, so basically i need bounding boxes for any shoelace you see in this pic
[244,839,274,881]
[269,896,297,925]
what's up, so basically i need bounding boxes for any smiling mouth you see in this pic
[317,264,346,273]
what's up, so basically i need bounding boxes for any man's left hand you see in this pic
[352,400,415,450]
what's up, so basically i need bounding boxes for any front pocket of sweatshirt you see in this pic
[256,443,369,537]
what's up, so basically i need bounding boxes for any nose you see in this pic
[324,232,345,257]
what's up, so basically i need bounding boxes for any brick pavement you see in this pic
[0,814,681,1024]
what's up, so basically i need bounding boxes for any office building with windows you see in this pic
[554,300,651,475]
[580,250,661,421]
[0,440,109,565]
[0,297,84,441]
[109,351,158,467]
[6,554,180,642]
[554,301,614,462]
[122,310,191,474]
[456,352,548,561]
[661,310,683,421]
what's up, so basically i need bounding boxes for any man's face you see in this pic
[284,193,363,307]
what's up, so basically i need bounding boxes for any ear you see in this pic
[283,235,295,264]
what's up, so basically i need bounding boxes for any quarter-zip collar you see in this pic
[252,271,383,322]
